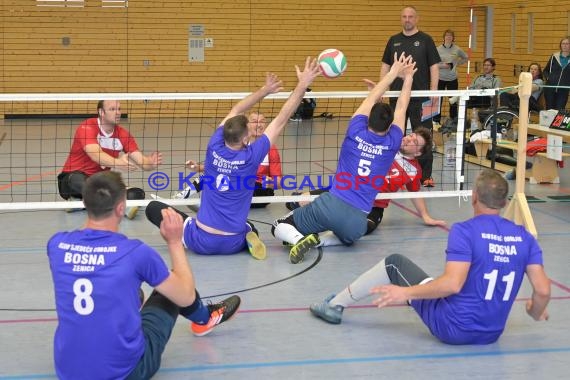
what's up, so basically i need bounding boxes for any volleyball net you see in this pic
[0,89,500,211]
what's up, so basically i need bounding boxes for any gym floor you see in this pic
[0,117,569,379]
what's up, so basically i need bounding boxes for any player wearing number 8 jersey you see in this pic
[47,171,240,380]
[272,52,416,263]
[310,169,551,345]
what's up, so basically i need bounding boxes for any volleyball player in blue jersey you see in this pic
[47,171,241,380]
[272,52,417,264]
[310,169,551,345]
[146,58,321,260]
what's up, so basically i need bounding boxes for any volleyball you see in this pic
[318,49,347,79]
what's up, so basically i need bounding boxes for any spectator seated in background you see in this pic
[500,62,544,113]
[466,58,503,109]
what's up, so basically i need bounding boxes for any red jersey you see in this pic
[61,117,139,176]
[256,145,282,182]
[373,152,422,208]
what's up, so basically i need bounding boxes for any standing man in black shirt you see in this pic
[381,6,441,187]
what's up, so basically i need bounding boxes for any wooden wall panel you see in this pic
[1,1,568,115]
[474,0,570,95]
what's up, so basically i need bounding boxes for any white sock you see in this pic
[317,231,343,247]
[330,258,390,307]
[273,222,304,245]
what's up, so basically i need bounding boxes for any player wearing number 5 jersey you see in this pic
[47,172,240,380]
[272,52,416,264]
[310,170,551,345]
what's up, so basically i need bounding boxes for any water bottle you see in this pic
[470,108,480,130]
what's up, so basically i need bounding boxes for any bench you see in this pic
[476,139,570,183]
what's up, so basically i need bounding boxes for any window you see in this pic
[102,0,128,8]
[511,13,517,53]
[36,0,85,7]
[527,13,534,53]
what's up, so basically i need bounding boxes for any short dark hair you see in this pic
[223,115,249,145]
[528,62,544,80]
[443,29,455,41]
[474,169,508,209]
[368,102,394,133]
[414,127,433,156]
[83,171,126,218]
[97,100,105,113]
[483,58,496,68]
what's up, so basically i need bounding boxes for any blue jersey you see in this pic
[412,215,543,345]
[198,126,270,233]
[47,229,170,380]
[330,115,403,212]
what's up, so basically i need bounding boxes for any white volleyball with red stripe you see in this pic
[317,49,347,79]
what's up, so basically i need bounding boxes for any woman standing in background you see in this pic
[435,29,468,123]
[543,36,570,110]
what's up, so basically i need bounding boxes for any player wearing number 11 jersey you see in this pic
[309,170,551,345]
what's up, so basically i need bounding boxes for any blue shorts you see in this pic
[411,299,501,345]
[182,218,251,255]
[292,192,367,245]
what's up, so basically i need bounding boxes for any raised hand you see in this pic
[264,72,283,95]
[389,52,416,78]
[363,78,376,91]
[296,56,321,87]
[185,159,204,172]
[148,151,163,167]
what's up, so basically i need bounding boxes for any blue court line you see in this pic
[2,346,568,379]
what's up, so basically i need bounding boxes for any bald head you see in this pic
[401,6,419,34]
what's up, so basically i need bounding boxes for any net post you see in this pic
[503,72,537,237]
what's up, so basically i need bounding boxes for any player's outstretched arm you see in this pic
[410,198,447,227]
[370,261,469,307]
[353,52,415,118]
[84,144,138,172]
[264,57,320,144]
[128,150,163,171]
[392,57,417,133]
[219,73,283,127]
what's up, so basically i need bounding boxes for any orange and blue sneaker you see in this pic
[190,295,241,337]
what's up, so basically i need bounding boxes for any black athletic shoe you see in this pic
[285,191,303,211]
[289,233,320,264]
[190,295,241,337]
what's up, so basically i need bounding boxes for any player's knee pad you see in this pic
[271,212,296,237]
[127,187,146,200]
[384,253,429,287]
